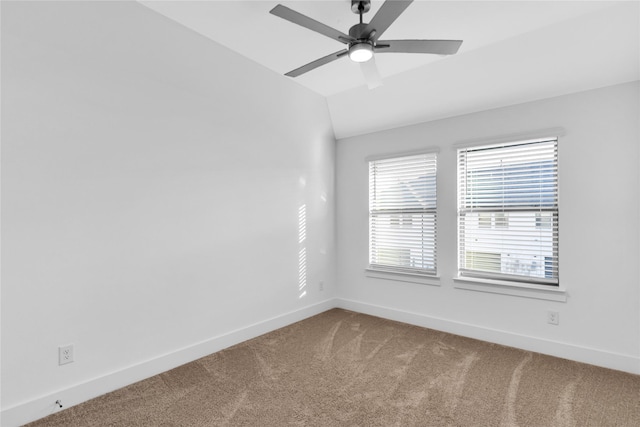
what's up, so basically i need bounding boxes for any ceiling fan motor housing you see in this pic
[349,23,372,40]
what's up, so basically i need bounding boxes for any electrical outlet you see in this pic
[59,344,74,365]
[547,311,559,325]
[319,281,324,291]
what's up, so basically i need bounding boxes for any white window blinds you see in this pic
[369,152,437,275]
[457,138,559,285]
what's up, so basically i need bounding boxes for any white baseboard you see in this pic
[335,298,640,375]
[5,297,638,426]
[1,298,337,427]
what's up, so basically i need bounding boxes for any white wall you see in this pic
[336,81,640,374]
[1,2,335,425]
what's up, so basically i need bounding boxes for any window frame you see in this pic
[367,149,439,278]
[456,137,559,287]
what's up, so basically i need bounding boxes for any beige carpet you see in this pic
[27,309,640,426]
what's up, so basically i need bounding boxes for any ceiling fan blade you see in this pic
[376,39,463,55]
[363,0,413,41]
[270,4,355,44]
[360,57,383,89]
[285,49,348,78]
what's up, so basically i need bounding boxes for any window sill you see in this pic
[453,276,567,302]
[365,268,441,286]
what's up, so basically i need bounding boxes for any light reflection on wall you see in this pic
[298,204,307,298]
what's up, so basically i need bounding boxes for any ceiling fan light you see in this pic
[349,42,373,63]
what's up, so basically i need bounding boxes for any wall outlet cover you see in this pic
[59,344,74,365]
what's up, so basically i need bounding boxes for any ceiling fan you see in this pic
[270,0,463,88]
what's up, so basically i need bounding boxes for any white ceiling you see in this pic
[140,1,640,138]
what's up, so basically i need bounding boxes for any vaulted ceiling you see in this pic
[140,1,640,138]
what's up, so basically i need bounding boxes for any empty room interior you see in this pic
[2,0,639,426]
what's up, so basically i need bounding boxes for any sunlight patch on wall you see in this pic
[298,203,307,244]
[298,203,307,298]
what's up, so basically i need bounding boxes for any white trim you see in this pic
[365,146,440,162]
[453,276,567,302]
[0,299,336,427]
[365,268,441,286]
[452,127,565,150]
[335,298,639,375]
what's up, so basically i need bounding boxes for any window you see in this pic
[457,138,558,285]
[369,152,437,275]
